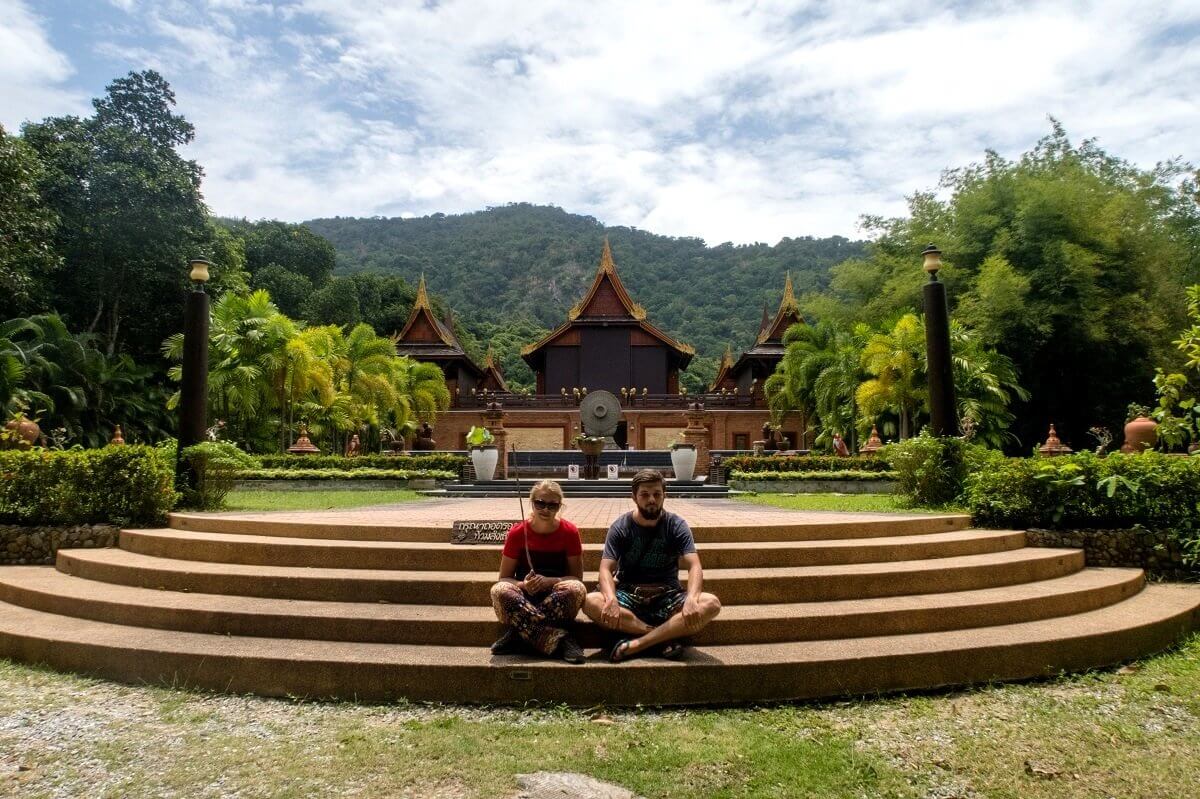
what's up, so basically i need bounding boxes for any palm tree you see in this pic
[950,322,1030,448]
[856,314,926,440]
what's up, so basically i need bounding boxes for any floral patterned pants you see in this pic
[490,579,586,655]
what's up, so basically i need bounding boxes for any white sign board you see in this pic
[606,464,619,480]
[567,464,580,480]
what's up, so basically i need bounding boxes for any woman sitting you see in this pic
[489,480,587,663]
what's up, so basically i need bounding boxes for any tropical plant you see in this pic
[856,314,926,440]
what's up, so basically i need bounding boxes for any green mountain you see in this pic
[305,203,864,390]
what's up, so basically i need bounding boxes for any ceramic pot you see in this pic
[670,444,697,481]
[470,446,498,481]
[2,417,40,450]
[1120,417,1158,454]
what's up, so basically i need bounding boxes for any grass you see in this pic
[2,632,1198,797]
[222,488,428,512]
[733,492,950,514]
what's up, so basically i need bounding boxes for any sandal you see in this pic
[658,641,687,660]
[609,639,633,663]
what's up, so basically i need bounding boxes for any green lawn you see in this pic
[733,492,957,514]
[2,632,1198,798]
[223,488,428,512]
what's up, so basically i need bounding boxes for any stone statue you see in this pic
[344,434,361,457]
[413,422,436,451]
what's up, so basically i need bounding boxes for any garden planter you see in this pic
[576,437,605,479]
[470,446,498,481]
[2,417,41,450]
[1120,416,1158,454]
[670,444,697,481]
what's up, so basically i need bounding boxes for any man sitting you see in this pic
[583,469,722,662]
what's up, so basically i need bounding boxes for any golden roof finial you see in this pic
[414,273,431,309]
[781,271,797,310]
[484,345,496,369]
[599,237,616,273]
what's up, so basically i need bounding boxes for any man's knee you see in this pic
[581,590,605,620]
[700,592,722,619]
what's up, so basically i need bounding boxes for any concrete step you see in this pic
[168,511,974,543]
[0,584,1195,705]
[55,547,1085,606]
[119,528,1028,571]
[0,566,1145,646]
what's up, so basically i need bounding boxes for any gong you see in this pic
[579,390,622,440]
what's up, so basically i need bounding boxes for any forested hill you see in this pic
[305,204,865,388]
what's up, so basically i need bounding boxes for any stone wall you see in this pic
[1025,526,1194,579]
[1,524,120,565]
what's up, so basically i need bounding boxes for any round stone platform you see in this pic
[0,498,1197,706]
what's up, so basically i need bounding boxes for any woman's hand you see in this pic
[522,573,551,593]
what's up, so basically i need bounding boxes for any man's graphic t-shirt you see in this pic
[601,511,696,588]
[502,519,582,579]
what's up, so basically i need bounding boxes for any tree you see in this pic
[229,219,336,287]
[0,124,60,318]
[302,277,361,327]
[254,264,313,319]
[22,71,216,359]
[856,314,926,440]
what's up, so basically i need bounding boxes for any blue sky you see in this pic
[3,0,1198,244]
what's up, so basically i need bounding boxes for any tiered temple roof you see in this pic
[711,273,805,391]
[395,275,485,379]
[521,239,694,368]
[479,347,509,393]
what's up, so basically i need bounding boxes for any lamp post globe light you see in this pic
[176,257,211,488]
[921,244,958,437]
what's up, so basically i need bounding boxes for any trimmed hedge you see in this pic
[256,454,466,472]
[722,455,893,474]
[966,451,1200,531]
[0,446,177,526]
[730,470,898,481]
[236,468,455,481]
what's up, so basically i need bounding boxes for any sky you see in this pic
[2,1,1198,245]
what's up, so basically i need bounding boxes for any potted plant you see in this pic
[465,425,498,481]
[1120,403,1158,454]
[1,409,42,451]
[669,436,697,481]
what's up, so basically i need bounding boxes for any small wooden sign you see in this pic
[450,521,516,545]
[606,463,619,480]
[567,464,580,480]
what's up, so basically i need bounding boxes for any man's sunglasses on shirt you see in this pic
[532,499,561,511]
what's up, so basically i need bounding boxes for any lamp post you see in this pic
[176,257,211,488]
[922,244,958,437]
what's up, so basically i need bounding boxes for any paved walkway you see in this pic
[185,497,950,531]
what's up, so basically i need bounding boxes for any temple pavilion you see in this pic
[394,242,806,452]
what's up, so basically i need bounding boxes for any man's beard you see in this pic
[638,503,662,520]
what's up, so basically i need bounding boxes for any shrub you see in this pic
[236,468,455,481]
[722,455,893,474]
[180,442,257,510]
[882,433,1000,507]
[966,451,1200,534]
[730,470,898,481]
[255,453,466,473]
[0,445,177,526]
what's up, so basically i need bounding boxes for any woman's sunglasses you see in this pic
[532,499,561,511]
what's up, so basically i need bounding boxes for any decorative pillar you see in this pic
[1038,424,1073,457]
[177,258,211,490]
[681,401,713,476]
[483,401,508,479]
[921,244,958,437]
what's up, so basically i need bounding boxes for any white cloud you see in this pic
[4,0,1200,243]
[0,0,85,129]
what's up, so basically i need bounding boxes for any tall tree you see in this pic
[22,70,220,359]
[0,124,60,318]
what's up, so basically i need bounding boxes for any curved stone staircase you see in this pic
[0,499,1196,706]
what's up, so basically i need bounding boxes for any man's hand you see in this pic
[681,597,705,632]
[522,573,550,593]
[600,595,621,629]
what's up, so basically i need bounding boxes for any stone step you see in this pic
[55,547,1085,606]
[119,528,1027,571]
[167,511,973,543]
[0,584,1195,705]
[0,566,1145,646]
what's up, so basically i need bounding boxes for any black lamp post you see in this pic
[922,244,958,437]
[176,257,211,488]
